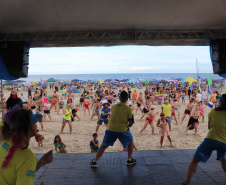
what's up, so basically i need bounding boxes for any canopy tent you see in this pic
[15,80,26,83]
[127,79,137,83]
[46,78,57,82]
[159,80,169,84]
[4,82,17,85]
[185,77,198,83]
[71,79,80,82]
[150,79,158,82]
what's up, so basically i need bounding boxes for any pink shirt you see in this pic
[44,103,50,110]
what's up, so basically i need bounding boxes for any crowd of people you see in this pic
[0,81,225,184]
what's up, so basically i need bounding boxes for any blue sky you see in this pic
[29,46,213,74]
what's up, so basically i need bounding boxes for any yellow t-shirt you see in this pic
[0,141,37,185]
[211,94,217,103]
[207,109,226,144]
[162,104,171,117]
[107,102,132,132]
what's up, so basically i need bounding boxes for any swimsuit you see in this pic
[145,117,153,123]
[59,102,63,109]
[56,143,67,153]
[142,108,149,114]
[184,109,191,115]
[84,103,89,109]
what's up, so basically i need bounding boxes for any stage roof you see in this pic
[1,0,226,46]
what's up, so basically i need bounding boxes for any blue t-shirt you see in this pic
[100,108,110,120]
[90,140,99,152]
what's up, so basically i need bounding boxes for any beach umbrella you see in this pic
[46,78,57,82]
[144,80,149,83]
[88,80,93,83]
[32,81,39,84]
[185,77,197,83]
[121,79,129,82]
[87,83,93,85]
[176,78,182,81]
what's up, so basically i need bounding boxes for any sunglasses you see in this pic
[160,115,165,117]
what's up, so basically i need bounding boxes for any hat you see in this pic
[103,102,110,106]
[165,100,169,104]
[189,100,193,102]
[150,105,156,109]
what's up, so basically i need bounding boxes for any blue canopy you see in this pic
[127,79,137,83]
[72,79,79,81]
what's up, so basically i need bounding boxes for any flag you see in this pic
[206,76,212,88]
[99,79,102,84]
[210,84,213,94]
[189,78,193,87]
[137,79,140,89]
[173,79,177,89]
[198,76,203,89]
[198,84,202,92]
[191,83,193,91]
[182,78,185,88]
[154,94,164,101]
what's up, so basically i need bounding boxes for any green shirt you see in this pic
[207,109,226,144]
[107,102,132,132]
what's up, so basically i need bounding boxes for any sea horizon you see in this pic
[19,73,221,82]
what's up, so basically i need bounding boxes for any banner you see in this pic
[99,79,102,84]
[207,76,212,93]
[191,83,193,91]
[154,94,164,101]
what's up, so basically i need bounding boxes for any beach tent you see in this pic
[46,78,57,82]
[185,77,197,83]
[144,80,149,83]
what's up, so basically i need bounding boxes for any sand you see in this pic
[2,87,212,154]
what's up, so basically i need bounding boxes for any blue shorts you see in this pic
[62,94,66,97]
[166,117,171,124]
[194,138,226,162]
[101,129,133,148]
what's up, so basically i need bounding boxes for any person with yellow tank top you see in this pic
[0,96,53,185]
[183,94,226,185]
[61,104,72,134]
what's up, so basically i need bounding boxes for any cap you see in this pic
[165,100,169,104]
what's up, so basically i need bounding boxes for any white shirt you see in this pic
[202,91,207,98]
[196,93,203,101]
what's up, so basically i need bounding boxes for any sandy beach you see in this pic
[2,87,212,154]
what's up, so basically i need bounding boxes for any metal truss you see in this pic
[1,31,226,47]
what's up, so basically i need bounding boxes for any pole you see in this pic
[1,80,3,118]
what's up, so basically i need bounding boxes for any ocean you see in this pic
[20,73,221,82]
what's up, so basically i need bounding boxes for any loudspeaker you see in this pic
[0,41,29,77]
[211,39,226,74]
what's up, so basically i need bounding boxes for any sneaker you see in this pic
[90,159,97,168]
[127,158,136,166]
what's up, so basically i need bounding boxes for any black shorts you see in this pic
[97,119,109,125]
[44,110,50,114]
[137,103,141,107]
[184,109,191,115]
[187,117,199,130]
[80,98,84,103]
